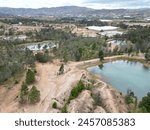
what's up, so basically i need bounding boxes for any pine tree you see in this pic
[19,82,28,103]
[59,64,64,75]
[28,86,40,104]
[26,69,35,84]
[99,50,104,61]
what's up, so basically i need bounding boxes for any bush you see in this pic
[14,80,19,84]
[125,89,135,104]
[19,82,28,103]
[21,82,28,95]
[139,92,150,112]
[52,102,57,109]
[20,91,26,104]
[98,63,104,69]
[69,80,85,100]
[61,104,68,113]
[92,93,102,106]
[28,86,40,104]
[35,52,49,63]
[99,50,104,61]
[145,49,150,61]
[26,69,35,84]
[59,64,64,75]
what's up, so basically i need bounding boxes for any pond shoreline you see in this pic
[77,55,150,69]
[84,56,150,100]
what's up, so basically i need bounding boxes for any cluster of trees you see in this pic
[20,83,40,104]
[125,90,150,113]
[32,28,75,42]
[20,69,40,104]
[0,18,42,26]
[78,19,108,27]
[58,37,106,61]
[139,92,150,112]
[145,48,150,61]
[125,89,137,105]
[117,22,128,29]
[0,41,35,83]
[114,26,150,60]
[35,52,50,63]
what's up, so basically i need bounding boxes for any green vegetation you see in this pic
[59,64,64,75]
[1,17,150,113]
[26,69,35,84]
[114,26,150,55]
[0,42,35,83]
[58,37,106,61]
[19,82,28,103]
[69,80,85,100]
[19,69,40,104]
[125,89,137,104]
[139,92,150,113]
[28,86,40,104]
[99,50,104,61]
[35,52,50,63]
[78,19,108,27]
[98,63,104,69]
[145,48,150,61]
[33,28,75,42]
[61,103,68,113]
[61,80,86,113]
[52,102,57,109]
[14,80,19,84]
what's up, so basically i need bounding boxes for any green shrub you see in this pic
[35,52,49,63]
[52,102,57,109]
[125,90,134,104]
[99,50,104,61]
[139,92,150,112]
[69,80,85,100]
[61,104,68,113]
[19,82,28,103]
[98,63,104,69]
[145,49,150,61]
[26,69,35,84]
[59,64,64,75]
[14,80,19,84]
[28,86,40,104]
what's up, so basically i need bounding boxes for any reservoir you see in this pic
[87,60,150,99]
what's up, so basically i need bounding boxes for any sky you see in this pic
[0,0,150,9]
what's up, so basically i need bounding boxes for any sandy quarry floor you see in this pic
[0,60,84,112]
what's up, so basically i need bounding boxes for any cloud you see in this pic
[0,0,150,9]
[0,0,84,8]
[83,0,150,9]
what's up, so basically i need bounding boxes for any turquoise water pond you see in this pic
[87,60,150,99]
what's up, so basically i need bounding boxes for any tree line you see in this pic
[0,41,35,83]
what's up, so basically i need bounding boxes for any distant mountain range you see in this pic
[0,6,150,18]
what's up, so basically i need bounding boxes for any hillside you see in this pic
[0,6,150,18]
